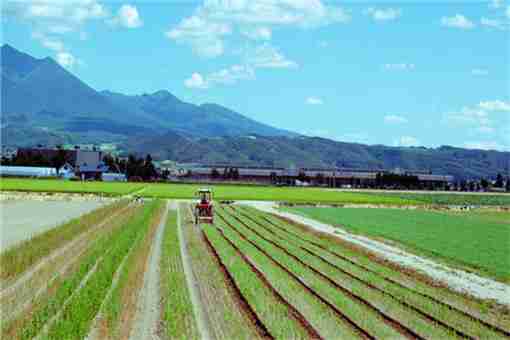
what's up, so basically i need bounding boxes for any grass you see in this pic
[232,207,505,339]
[181,205,259,340]
[2,178,416,205]
[0,178,145,195]
[0,200,128,281]
[247,207,510,332]
[284,206,510,281]
[203,223,312,339]
[161,208,200,340]
[367,192,510,206]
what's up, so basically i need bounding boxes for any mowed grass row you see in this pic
[284,206,510,280]
[161,208,200,340]
[229,206,507,339]
[3,201,159,339]
[241,206,510,333]
[2,178,416,205]
[0,199,129,281]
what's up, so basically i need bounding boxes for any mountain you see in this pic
[126,134,510,180]
[1,44,295,146]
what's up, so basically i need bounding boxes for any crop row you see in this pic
[2,200,161,339]
[233,205,510,337]
[0,199,130,282]
[160,207,200,339]
[0,203,141,327]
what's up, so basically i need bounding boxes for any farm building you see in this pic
[15,147,108,180]
[179,165,454,189]
[0,165,74,178]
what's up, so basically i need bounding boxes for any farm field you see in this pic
[366,191,510,206]
[1,198,509,339]
[284,207,510,281]
[0,199,105,250]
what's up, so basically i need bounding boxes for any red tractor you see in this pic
[194,188,214,224]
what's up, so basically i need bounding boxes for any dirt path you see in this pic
[245,201,510,306]
[129,201,168,340]
[177,205,214,340]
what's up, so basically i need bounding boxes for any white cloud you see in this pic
[207,64,256,85]
[241,26,272,40]
[166,15,231,58]
[441,14,475,29]
[165,0,350,58]
[56,52,77,68]
[246,43,298,69]
[394,136,420,147]
[471,68,489,76]
[185,64,256,89]
[479,100,510,111]
[365,7,402,21]
[111,4,143,28]
[306,97,323,105]
[480,17,507,30]
[184,72,208,89]
[463,141,505,150]
[383,63,415,71]
[384,115,408,124]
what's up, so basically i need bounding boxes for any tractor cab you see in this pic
[194,188,214,224]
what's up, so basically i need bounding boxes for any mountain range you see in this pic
[1,44,509,179]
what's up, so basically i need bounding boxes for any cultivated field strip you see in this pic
[216,209,411,339]
[240,206,510,335]
[1,201,161,339]
[203,223,320,339]
[181,205,265,340]
[1,204,140,324]
[0,200,129,285]
[160,206,201,340]
[224,208,464,339]
[234,205,510,338]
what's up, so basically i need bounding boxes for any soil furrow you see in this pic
[177,206,214,340]
[216,213,373,340]
[228,208,473,339]
[129,201,168,340]
[244,208,510,338]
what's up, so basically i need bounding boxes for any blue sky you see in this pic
[3,0,509,151]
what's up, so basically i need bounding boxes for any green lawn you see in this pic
[366,192,510,206]
[0,178,145,195]
[1,178,416,205]
[284,207,510,281]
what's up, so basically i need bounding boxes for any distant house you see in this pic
[16,147,108,180]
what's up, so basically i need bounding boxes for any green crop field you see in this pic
[1,178,417,205]
[284,207,510,281]
[0,178,145,195]
[366,192,510,206]
[2,199,509,339]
